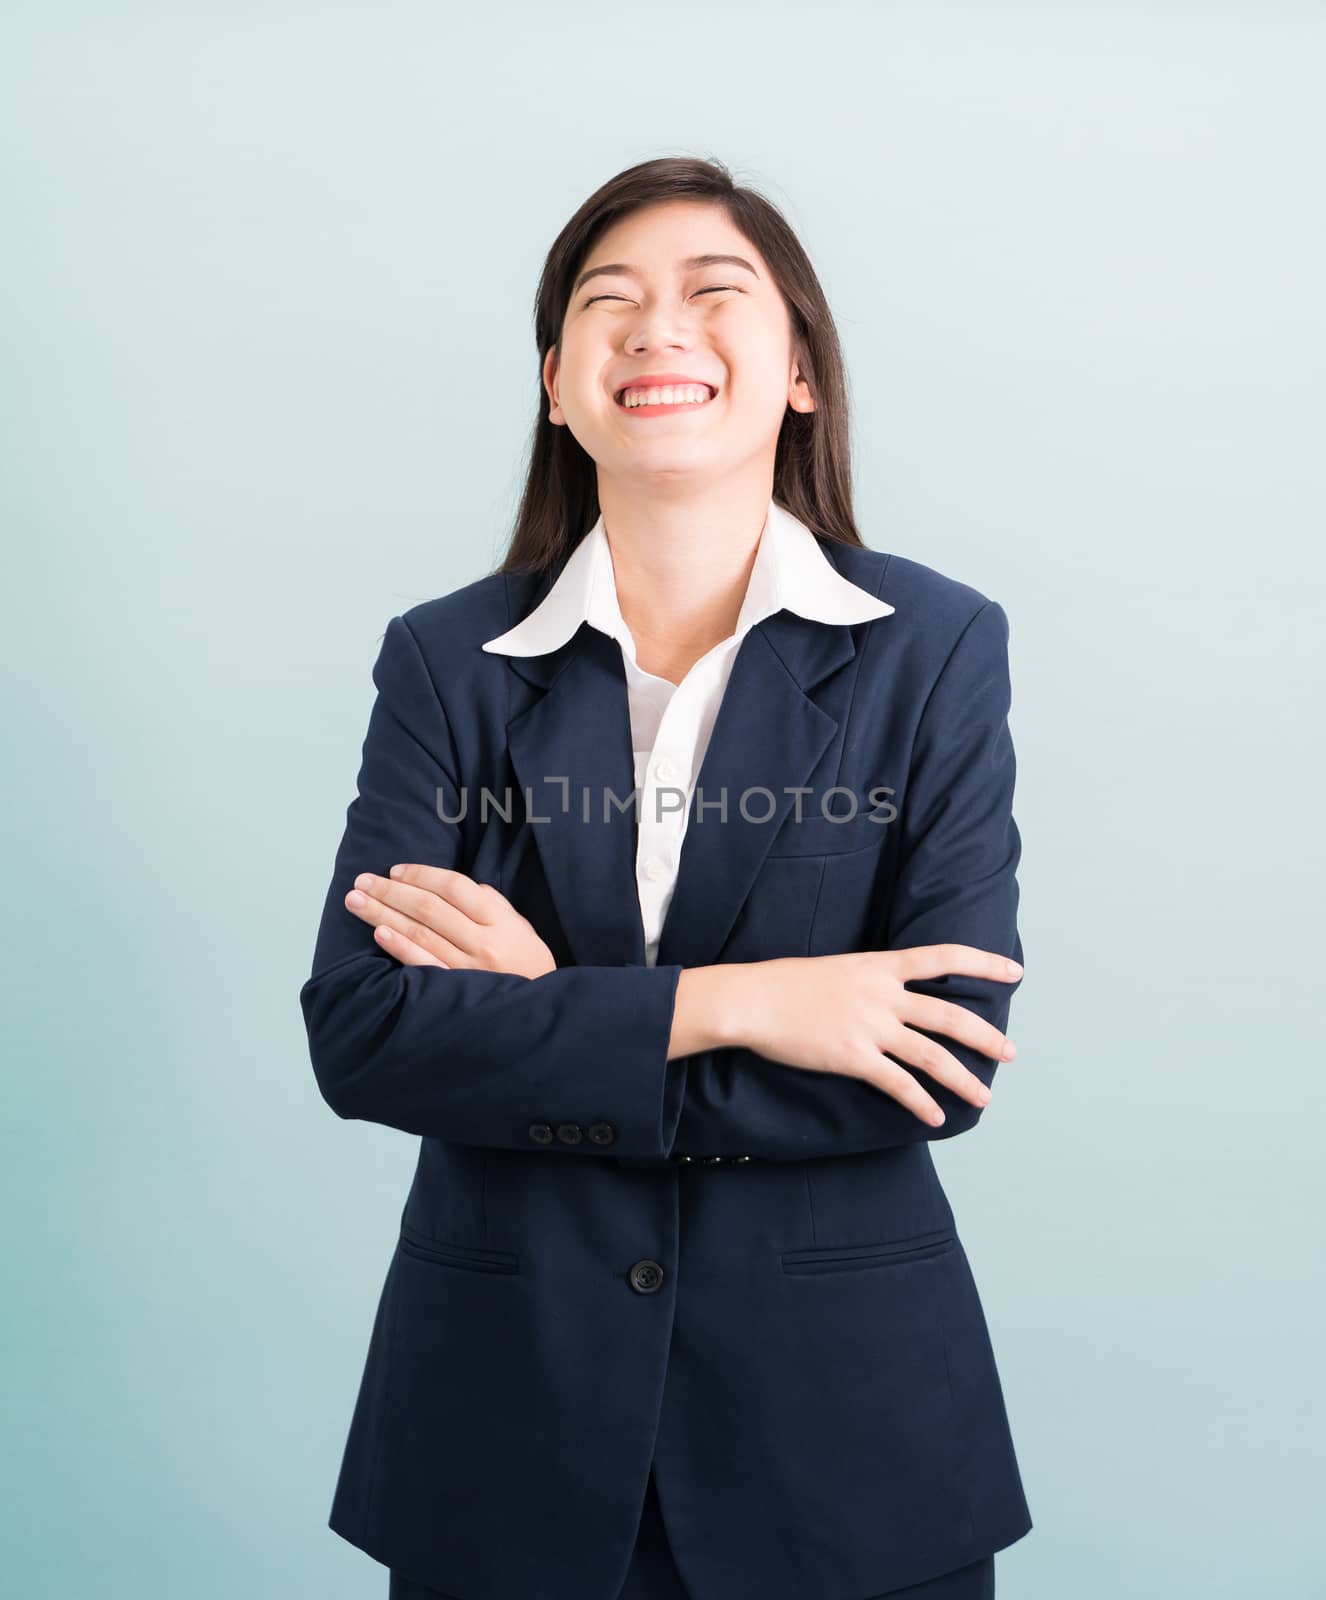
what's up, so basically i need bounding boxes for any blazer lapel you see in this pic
[654,614,856,970]
[506,625,647,968]
[503,610,859,972]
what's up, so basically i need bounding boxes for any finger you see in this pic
[895,990,1017,1064]
[345,885,466,966]
[373,925,448,968]
[854,1054,950,1127]
[879,1022,993,1109]
[350,871,487,959]
[886,943,1023,986]
[382,865,499,958]
[388,863,497,924]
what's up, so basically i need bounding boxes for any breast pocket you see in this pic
[764,795,896,859]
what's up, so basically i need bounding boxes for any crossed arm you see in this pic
[300,603,1024,1162]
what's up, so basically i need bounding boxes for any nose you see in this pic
[627,300,703,355]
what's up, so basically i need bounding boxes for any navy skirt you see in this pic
[386,1467,995,1599]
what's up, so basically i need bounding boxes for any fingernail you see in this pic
[977,1087,992,1105]
[1002,1041,1017,1060]
[389,864,405,878]
[1006,960,1023,976]
[931,1109,946,1126]
[346,891,364,908]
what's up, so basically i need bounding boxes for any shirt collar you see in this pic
[480,497,894,659]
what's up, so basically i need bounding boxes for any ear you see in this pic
[787,355,816,416]
[543,347,565,426]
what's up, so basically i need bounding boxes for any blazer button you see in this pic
[587,1122,616,1146]
[675,1154,695,1165]
[703,1155,725,1164]
[528,1122,554,1144]
[629,1260,665,1294]
[733,1155,753,1164]
[555,1123,583,1145]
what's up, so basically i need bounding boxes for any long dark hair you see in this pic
[495,156,867,577]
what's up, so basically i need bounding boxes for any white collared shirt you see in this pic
[481,498,895,966]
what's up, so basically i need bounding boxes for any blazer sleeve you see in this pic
[299,614,690,1158]
[667,598,1025,1162]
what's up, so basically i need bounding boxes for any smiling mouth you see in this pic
[614,382,719,411]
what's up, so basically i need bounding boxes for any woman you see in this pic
[300,156,1033,1599]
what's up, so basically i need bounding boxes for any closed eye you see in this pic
[584,285,739,307]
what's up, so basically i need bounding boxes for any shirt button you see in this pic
[643,858,667,883]
[654,758,677,783]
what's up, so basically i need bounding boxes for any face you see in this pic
[543,200,813,487]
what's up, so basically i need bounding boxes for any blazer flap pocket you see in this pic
[399,1220,520,1274]
[781,1227,956,1275]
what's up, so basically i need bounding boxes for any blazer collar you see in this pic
[478,506,897,972]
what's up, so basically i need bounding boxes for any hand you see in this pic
[344,863,557,978]
[731,945,1022,1126]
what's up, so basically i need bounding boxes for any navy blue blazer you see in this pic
[299,535,1033,1599]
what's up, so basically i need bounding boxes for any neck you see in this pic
[595,472,773,678]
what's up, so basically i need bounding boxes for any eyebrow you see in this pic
[572,253,760,297]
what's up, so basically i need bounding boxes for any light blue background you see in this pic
[3,5,1322,1597]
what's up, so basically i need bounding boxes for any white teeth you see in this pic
[617,384,713,408]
